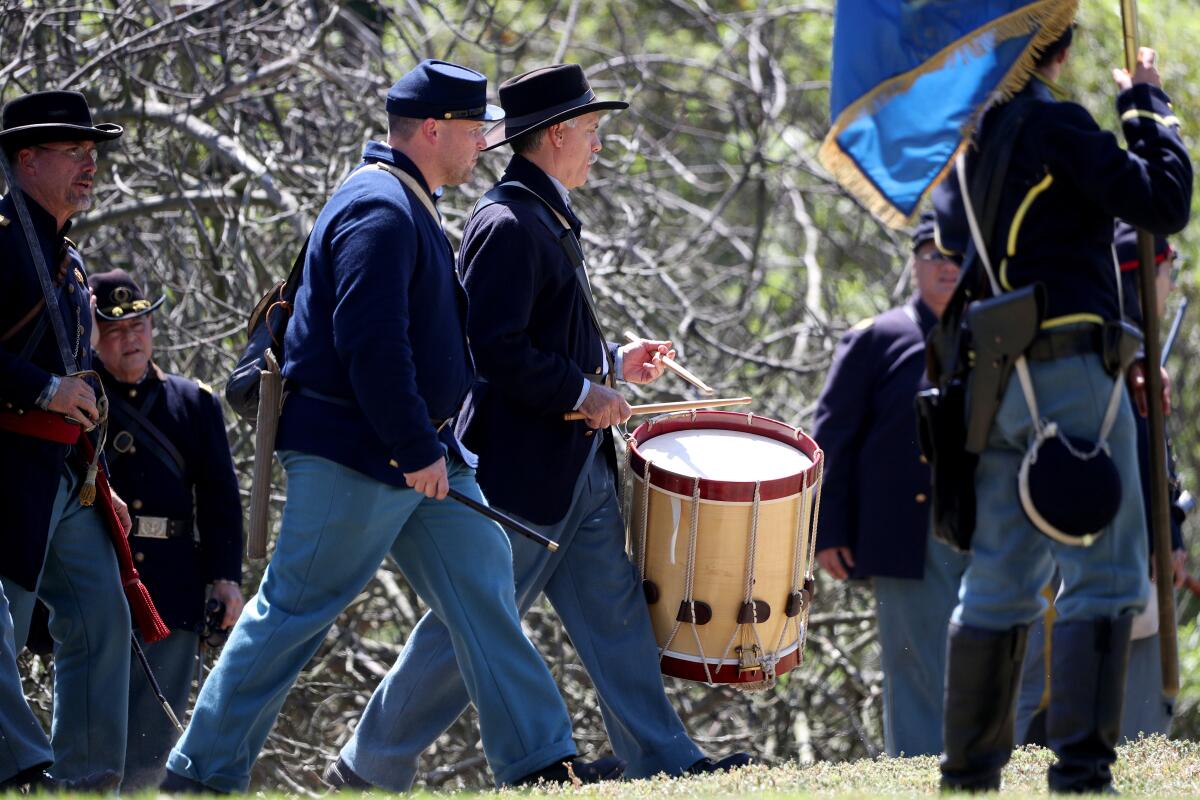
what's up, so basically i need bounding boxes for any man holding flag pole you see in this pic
[821,1,1190,793]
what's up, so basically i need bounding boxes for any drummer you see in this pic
[811,213,969,757]
[326,64,751,791]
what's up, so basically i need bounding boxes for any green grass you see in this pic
[10,737,1199,798]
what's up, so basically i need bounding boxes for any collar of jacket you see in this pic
[1,188,69,245]
[95,359,166,389]
[361,141,439,203]
[908,293,939,335]
[1029,74,1067,102]
[501,155,583,235]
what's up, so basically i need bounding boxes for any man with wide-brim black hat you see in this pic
[0,90,146,791]
[326,64,752,792]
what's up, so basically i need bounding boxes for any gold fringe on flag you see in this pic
[818,0,1079,229]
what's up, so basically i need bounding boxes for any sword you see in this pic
[246,350,282,559]
[1161,296,1188,368]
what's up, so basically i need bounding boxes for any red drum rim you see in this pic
[627,410,823,503]
[660,646,801,684]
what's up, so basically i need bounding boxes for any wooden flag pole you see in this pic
[1120,0,1179,699]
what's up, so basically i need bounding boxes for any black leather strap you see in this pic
[1026,327,1102,362]
[106,382,186,480]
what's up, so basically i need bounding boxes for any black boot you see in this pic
[1046,615,1133,794]
[940,622,1029,792]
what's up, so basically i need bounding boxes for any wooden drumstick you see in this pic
[623,331,716,395]
[563,396,752,422]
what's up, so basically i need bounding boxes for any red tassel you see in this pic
[127,580,171,643]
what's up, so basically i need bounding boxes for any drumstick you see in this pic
[623,331,716,396]
[563,396,752,422]
[447,488,558,552]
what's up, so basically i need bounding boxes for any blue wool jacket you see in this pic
[811,297,938,580]
[277,143,474,482]
[0,191,98,590]
[934,80,1191,323]
[99,362,243,630]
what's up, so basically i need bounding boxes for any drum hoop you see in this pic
[636,484,809,506]
[662,638,801,667]
[628,410,823,502]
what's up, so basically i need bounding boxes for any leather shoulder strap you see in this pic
[365,162,440,225]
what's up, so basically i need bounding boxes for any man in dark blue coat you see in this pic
[87,269,244,791]
[330,64,750,790]
[163,60,609,794]
[933,29,1191,792]
[0,90,135,791]
[811,214,967,757]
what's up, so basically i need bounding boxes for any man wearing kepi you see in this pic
[0,90,142,790]
[932,26,1191,793]
[163,60,610,793]
[327,64,751,791]
[812,212,967,758]
[87,268,245,791]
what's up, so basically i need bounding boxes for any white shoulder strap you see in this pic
[347,161,440,224]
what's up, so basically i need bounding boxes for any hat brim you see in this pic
[485,99,628,150]
[95,294,164,322]
[0,122,123,147]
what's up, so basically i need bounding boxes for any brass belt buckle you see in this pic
[135,516,169,539]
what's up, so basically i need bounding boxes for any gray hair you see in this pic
[511,116,578,155]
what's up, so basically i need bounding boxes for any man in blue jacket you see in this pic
[933,28,1191,793]
[0,90,135,792]
[162,60,608,793]
[327,64,750,791]
[811,213,968,758]
[87,268,245,791]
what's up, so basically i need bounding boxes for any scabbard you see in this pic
[247,350,283,559]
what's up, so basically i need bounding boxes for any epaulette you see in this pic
[195,379,214,395]
[0,213,9,228]
[851,317,875,332]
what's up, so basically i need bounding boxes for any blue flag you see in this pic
[819,0,1077,227]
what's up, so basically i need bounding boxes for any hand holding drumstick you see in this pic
[622,331,715,395]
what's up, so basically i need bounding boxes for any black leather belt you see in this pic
[131,516,193,540]
[1026,326,1102,362]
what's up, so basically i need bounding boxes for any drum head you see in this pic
[637,428,812,482]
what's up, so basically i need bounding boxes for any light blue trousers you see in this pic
[955,354,1149,631]
[873,535,969,757]
[340,448,703,790]
[1,469,130,783]
[165,452,576,792]
[124,629,197,791]
[0,587,53,784]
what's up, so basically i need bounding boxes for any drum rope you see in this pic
[776,480,811,657]
[659,476,714,685]
[718,481,772,683]
[636,460,651,580]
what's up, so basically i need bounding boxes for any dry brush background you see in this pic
[3,0,1199,793]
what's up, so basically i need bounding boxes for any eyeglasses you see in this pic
[35,144,99,163]
[914,251,959,265]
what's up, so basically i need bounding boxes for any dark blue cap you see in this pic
[386,59,504,122]
[911,210,937,252]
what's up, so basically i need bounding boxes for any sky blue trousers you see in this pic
[0,586,53,784]
[873,534,968,756]
[954,354,1148,631]
[1,469,130,783]
[339,447,703,790]
[165,452,576,792]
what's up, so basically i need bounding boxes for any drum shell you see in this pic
[626,411,823,685]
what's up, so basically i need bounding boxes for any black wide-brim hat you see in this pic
[1,90,123,151]
[88,268,164,321]
[485,64,628,150]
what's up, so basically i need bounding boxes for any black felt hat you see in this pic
[484,64,628,150]
[911,210,937,252]
[1,90,122,151]
[88,268,164,321]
